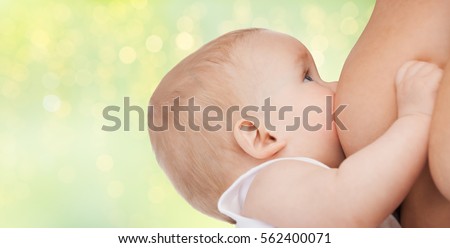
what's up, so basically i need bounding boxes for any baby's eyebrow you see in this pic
[294,50,309,67]
[294,57,308,72]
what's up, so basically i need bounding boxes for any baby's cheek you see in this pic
[300,101,329,132]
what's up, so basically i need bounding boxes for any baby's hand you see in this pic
[395,60,443,118]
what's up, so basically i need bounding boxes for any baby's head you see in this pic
[149,28,344,222]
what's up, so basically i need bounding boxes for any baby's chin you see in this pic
[303,132,345,168]
[320,130,345,168]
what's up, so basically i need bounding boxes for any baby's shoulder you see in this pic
[241,159,337,226]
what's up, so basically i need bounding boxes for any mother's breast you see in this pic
[336,0,450,155]
[335,0,450,227]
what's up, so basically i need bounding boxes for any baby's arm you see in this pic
[242,61,442,227]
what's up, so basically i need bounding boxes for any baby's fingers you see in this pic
[425,68,443,93]
[396,60,429,85]
[396,61,416,85]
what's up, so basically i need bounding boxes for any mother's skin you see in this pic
[335,0,450,227]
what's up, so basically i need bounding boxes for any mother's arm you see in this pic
[335,0,450,227]
[430,62,450,201]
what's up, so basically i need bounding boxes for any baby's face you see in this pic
[238,30,344,167]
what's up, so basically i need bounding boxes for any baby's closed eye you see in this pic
[303,74,313,82]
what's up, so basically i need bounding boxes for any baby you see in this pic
[148,28,442,227]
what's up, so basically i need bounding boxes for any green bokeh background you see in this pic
[0,0,374,227]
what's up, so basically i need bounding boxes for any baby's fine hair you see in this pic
[149,28,262,222]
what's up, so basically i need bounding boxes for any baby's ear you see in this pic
[233,119,286,159]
